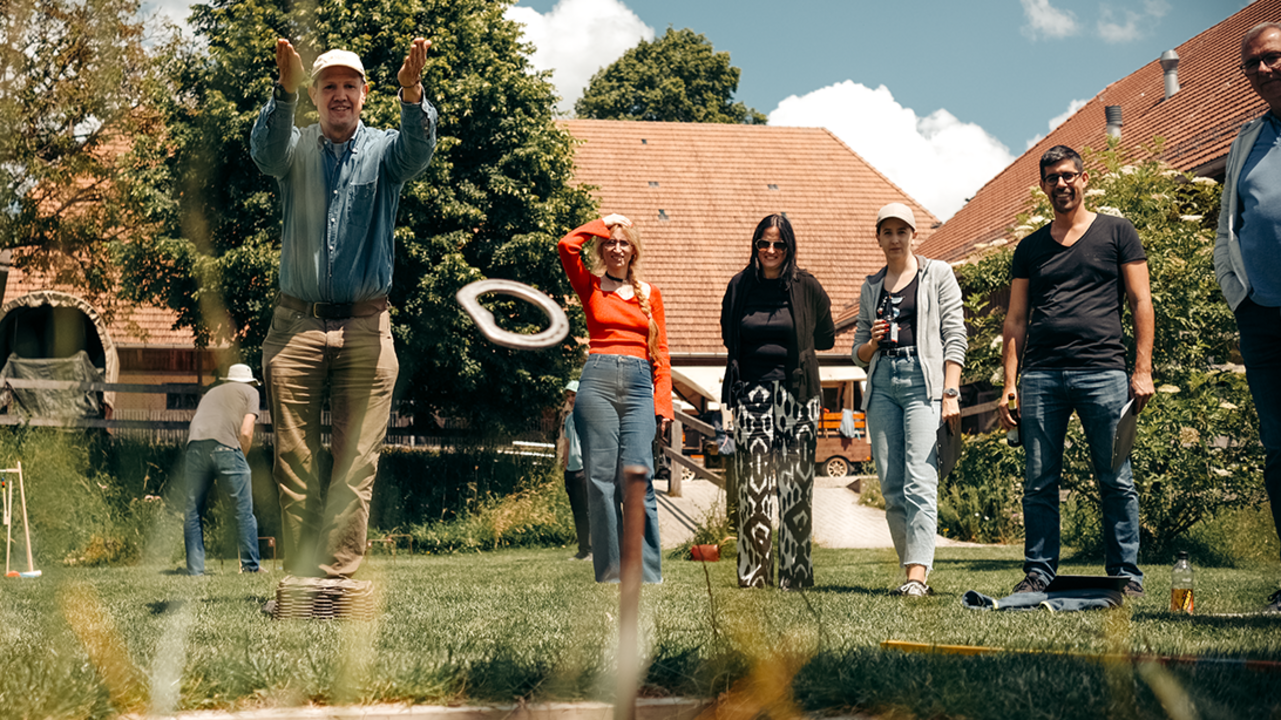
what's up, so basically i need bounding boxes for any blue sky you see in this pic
[507,0,1249,219]
[143,0,1252,220]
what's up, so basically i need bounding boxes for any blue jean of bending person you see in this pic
[1020,369,1142,583]
[184,439,260,575]
[867,355,940,571]
[573,354,662,584]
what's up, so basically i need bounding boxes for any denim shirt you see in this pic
[250,93,438,303]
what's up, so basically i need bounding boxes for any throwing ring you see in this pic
[456,279,570,350]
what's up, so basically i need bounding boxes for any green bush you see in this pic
[938,431,1024,543]
[0,427,159,566]
[401,466,575,554]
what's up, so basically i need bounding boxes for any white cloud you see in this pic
[1096,0,1170,44]
[768,82,1015,221]
[138,0,194,33]
[505,0,653,114]
[1020,0,1079,40]
[1026,97,1090,148]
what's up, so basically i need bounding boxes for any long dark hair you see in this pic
[749,213,797,284]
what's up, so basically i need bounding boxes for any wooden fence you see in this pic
[0,378,553,447]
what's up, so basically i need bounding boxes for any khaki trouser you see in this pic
[262,305,398,578]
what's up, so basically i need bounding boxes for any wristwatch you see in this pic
[273,82,297,102]
[943,388,960,398]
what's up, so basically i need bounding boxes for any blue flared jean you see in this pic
[867,355,941,570]
[574,353,662,584]
[1020,369,1142,584]
[184,439,260,575]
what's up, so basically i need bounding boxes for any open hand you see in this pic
[602,213,633,228]
[398,37,431,98]
[276,39,306,93]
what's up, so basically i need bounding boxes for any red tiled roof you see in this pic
[3,263,196,347]
[921,0,1277,263]
[563,119,937,357]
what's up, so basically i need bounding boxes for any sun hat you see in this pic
[311,49,365,80]
[565,380,580,393]
[876,202,917,231]
[223,364,260,386]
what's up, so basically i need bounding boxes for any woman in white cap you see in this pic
[853,203,967,597]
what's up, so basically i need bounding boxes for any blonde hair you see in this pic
[587,224,661,360]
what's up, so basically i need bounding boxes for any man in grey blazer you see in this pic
[1214,22,1281,613]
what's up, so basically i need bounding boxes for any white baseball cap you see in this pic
[565,380,580,393]
[876,202,917,231]
[311,49,365,80]
[223,363,260,386]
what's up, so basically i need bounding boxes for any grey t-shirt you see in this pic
[188,382,259,449]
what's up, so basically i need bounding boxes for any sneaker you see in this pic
[891,580,934,597]
[1012,572,1050,594]
[1266,590,1281,613]
[1123,579,1145,598]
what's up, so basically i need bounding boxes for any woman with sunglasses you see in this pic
[559,213,671,584]
[720,213,834,589]
[853,203,967,598]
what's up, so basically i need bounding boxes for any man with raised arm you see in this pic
[250,38,437,578]
[998,145,1154,598]
[1215,23,1281,612]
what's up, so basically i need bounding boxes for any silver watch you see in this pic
[943,388,960,398]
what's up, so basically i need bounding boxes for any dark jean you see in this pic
[1020,369,1142,583]
[1235,298,1281,553]
[184,439,260,575]
[574,354,662,584]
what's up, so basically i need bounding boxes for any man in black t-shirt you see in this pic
[998,145,1155,597]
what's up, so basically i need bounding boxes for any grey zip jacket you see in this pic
[852,255,967,411]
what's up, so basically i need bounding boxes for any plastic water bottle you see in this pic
[1006,393,1022,447]
[1171,551,1194,614]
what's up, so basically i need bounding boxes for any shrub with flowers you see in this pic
[943,139,1265,559]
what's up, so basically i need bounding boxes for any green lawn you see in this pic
[3,546,1281,719]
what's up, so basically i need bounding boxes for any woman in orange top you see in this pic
[559,213,672,583]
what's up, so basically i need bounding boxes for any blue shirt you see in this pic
[1238,113,1281,307]
[250,93,438,303]
[563,410,583,472]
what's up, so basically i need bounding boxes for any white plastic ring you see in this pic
[455,279,570,350]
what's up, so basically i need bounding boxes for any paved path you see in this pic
[655,474,978,550]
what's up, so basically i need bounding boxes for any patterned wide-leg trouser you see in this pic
[731,380,819,589]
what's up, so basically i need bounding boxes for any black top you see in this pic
[739,278,793,383]
[877,274,919,349]
[721,268,835,404]
[1012,213,1146,371]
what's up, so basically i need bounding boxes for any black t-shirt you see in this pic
[877,274,919,348]
[1012,213,1146,371]
[739,278,793,383]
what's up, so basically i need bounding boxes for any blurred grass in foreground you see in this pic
[1,546,1280,719]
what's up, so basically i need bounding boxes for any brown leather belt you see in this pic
[278,294,388,319]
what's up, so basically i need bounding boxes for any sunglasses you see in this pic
[755,240,787,251]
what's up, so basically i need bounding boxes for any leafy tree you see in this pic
[575,27,765,124]
[0,0,174,314]
[943,140,1265,559]
[118,0,596,431]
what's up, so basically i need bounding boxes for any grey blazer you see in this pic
[852,255,967,411]
[1214,113,1269,311]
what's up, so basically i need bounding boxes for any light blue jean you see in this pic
[573,354,662,584]
[184,439,260,575]
[1020,369,1142,584]
[867,355,940,570]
